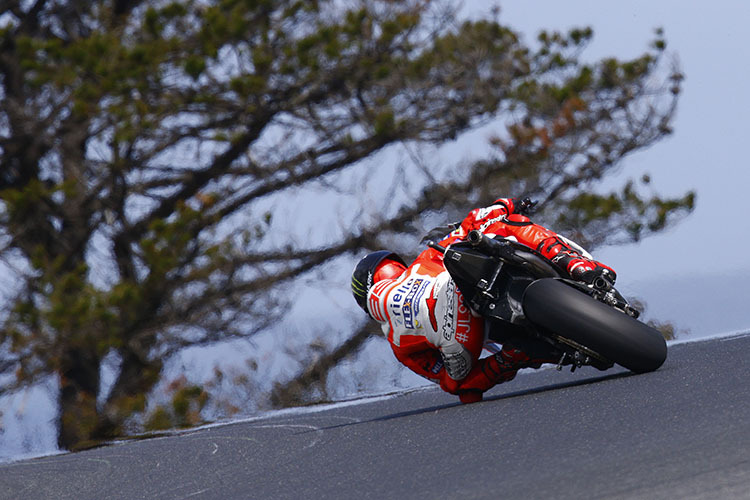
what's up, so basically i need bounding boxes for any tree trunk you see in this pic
[100,348,163,433]
[57,348,101,451]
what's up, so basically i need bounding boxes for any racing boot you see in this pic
[538,236,617,286]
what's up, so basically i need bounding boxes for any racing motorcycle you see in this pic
[427,230,667,374]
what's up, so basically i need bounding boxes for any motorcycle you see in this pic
[427,230,667,374]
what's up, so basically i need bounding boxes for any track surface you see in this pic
[1,334,749,500]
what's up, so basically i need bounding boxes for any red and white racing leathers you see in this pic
[366,198,615,400]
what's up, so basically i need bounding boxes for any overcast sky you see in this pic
[459,0,750,335]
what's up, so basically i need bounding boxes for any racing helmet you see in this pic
[351,251,407,315]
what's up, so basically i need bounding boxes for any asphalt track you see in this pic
[1,333,749,500]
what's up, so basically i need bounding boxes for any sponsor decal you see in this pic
[388,278,413,327]
[441,280,456,341]
[479,214,507,232]
[455,288,472,344]
[402,278,428,330]
[426,285,439,332]
[433,278,475,344]
[456,329,470,344]
[431,359,444,375]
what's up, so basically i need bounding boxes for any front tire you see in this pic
[522,279,667,373]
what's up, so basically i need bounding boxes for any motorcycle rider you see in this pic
[351,197,616,403]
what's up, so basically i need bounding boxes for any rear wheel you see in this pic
[522,279,667,373]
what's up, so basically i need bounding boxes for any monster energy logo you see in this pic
[351,274,368,298]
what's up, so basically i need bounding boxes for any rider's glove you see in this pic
[516,197,537,215]
[576,267,616,290]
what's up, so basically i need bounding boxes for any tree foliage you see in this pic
[0,0,692,450]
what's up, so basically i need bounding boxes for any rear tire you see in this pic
[522,279,667,373]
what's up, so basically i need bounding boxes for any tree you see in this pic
[0,0,692,450]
